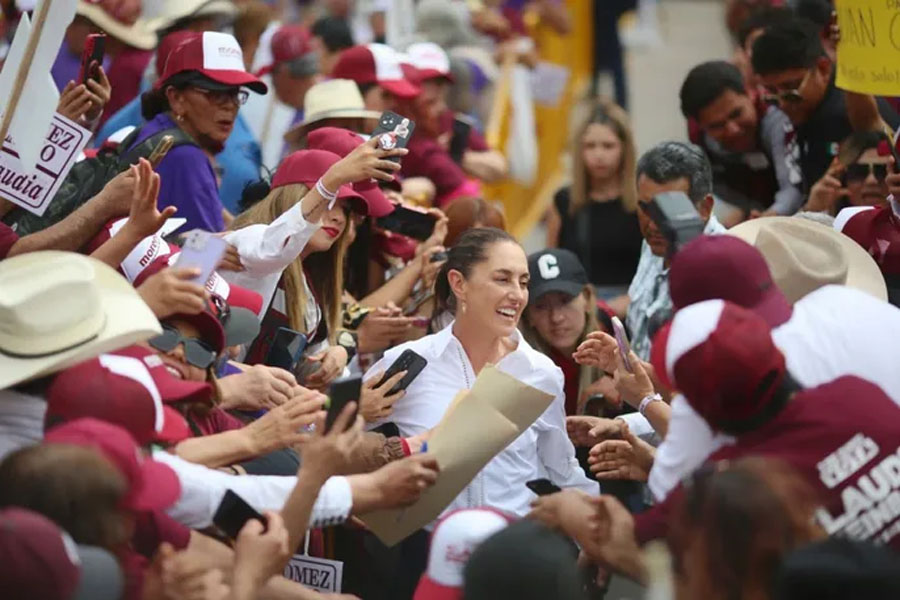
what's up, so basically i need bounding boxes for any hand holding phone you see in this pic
[526,478,562,496]
[611,317,633,373]
[375,205,437,241]
[175,230,228,287]
[449,115,472,164]
[325,375,362,432]
[264,327,308,372]
[376,349,428,395]
[213,490,266,540]
[371,111,416,163]
[78,33,106,84]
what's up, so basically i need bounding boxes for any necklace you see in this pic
[456,344,472,389]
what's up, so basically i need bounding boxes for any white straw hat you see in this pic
[283,79,380,146]
[76,1,157,50]
[0,251,161,389]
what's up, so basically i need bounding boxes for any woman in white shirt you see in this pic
[364,228,598,518]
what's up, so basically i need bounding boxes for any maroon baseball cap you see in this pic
[156,31,196,78]
[306,127,396,217]
[44,418,181,512]
[835,205,900,276]
[256,25,318,77]
[0,507,78,600]
[332,44,421,99]
[156,31,267,94]
[111,345,213,403]
[669,235,793,327]
[46,353,193,445]
[650,300,787,432]
[271,149,366,211]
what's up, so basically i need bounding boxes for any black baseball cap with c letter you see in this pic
[527,249,589,302]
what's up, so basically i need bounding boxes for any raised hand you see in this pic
[359,370,407,422]
[122,158,171,239]
[137,267,209,319]
[232,511,292,598]
[573,331,619,372]
[565,415,623,447]
[588,423,654,482]
[612,350,655,410]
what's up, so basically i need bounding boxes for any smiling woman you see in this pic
[134,31,268,232]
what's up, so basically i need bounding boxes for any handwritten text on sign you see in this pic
[283,555,343,593]
[835,0,900,96]
[0,113,90,216]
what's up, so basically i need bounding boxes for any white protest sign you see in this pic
[0,0,77,172]
[0,113,91,216]
[283,555,343,593]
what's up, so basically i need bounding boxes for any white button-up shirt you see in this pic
[649,285,900,501]
[364,323,598,518]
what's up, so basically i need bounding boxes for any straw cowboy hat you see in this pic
[76,0,157,50]
[728,216,888,303]
[283,79,380,147]
[142,0,238,33]
[0,251,161,389]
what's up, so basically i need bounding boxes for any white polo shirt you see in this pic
[649,285,900,501]
[364,323,598,518]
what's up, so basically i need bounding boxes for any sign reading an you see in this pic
[835,0,900,95]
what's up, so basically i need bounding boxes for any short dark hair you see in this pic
[680,61,747,120]
[636,141,713,205]
[794,0,833,27]
[311,16,354,52]
[751,18,825,76]
[736,6,793,48]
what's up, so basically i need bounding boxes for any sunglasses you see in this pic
[149,324,217,369]
[191,87,250,107]
[762,69,812,106]
[842,162,890,185]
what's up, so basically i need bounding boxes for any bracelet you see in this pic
[315,178,339,210]
[638,393,663,417]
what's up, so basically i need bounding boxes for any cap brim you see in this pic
[127,459,181,511]
[157,406,192,444]
[413,576,462,600]
[353,181,395,217]
[224,307,261,347]
[380,79,421,99]
[728,217,888,302]
[72,545,124,600]
[198,69,268,94]
[169,311,226,354]
[749,286,794,327]
[529,280,586,302]
[417,68,455,83]
[0,253,162,390]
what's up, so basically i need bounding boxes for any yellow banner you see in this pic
[834,0,900,95]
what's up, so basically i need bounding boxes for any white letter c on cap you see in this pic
[537,254,560,279]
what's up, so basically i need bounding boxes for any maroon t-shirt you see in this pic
[635,376,900,551]
[400,135,467,206]
[437,110,489,152]
[0,221,18,259]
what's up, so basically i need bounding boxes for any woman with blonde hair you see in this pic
[546,100,643,310]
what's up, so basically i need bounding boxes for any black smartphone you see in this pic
[371,111,416,163]
[78,33,106,84]
[526,478,562,496]
[213,490,265,540]
[325,375,362,432]
[376,349,428,395]
[376,205,437,241]
[449,115,472,164]
[264,327,308,372]
[641,191,705,257]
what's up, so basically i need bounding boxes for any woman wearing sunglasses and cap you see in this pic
[136,31,268,233]
[805,131,898,215]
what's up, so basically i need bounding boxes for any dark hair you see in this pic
[312,16,354,52]
[636,141,713,205]
[838,130,898,165]
[736,6,793,48]
[140,70,198,120]
[357,81,377,97]
[751,18,825,76]
[680,61,747,120]
[345,217,374,299]
[794,0,833,28]
[435,227,518,314]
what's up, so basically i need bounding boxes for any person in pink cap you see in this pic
[332,43,421,112]
[256,24,320,112]
[413,508,514,600]
[229,137,407,387]
[133,31,268,232]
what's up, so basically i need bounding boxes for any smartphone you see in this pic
[448,115,472,164]
[175,230,228,286]
[371,111,416,163]
[376,205,437,241]
[325,375,362,432]
[526,478,561,496]
[213,490,265,540]
[376,349,428,395]
[147,135,175,169]
[78,33,106,84]
[641,191,705,257]
[264,327,308,372]
[611,316,633,373]
[429,250,448,263]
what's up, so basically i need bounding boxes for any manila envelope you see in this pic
[359,395,519,546]
[470,365,555,432]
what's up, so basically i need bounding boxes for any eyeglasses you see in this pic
[843,162,890,185]
[762,69,812,106]
[191,87,250,107]
[149,324,217,369]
